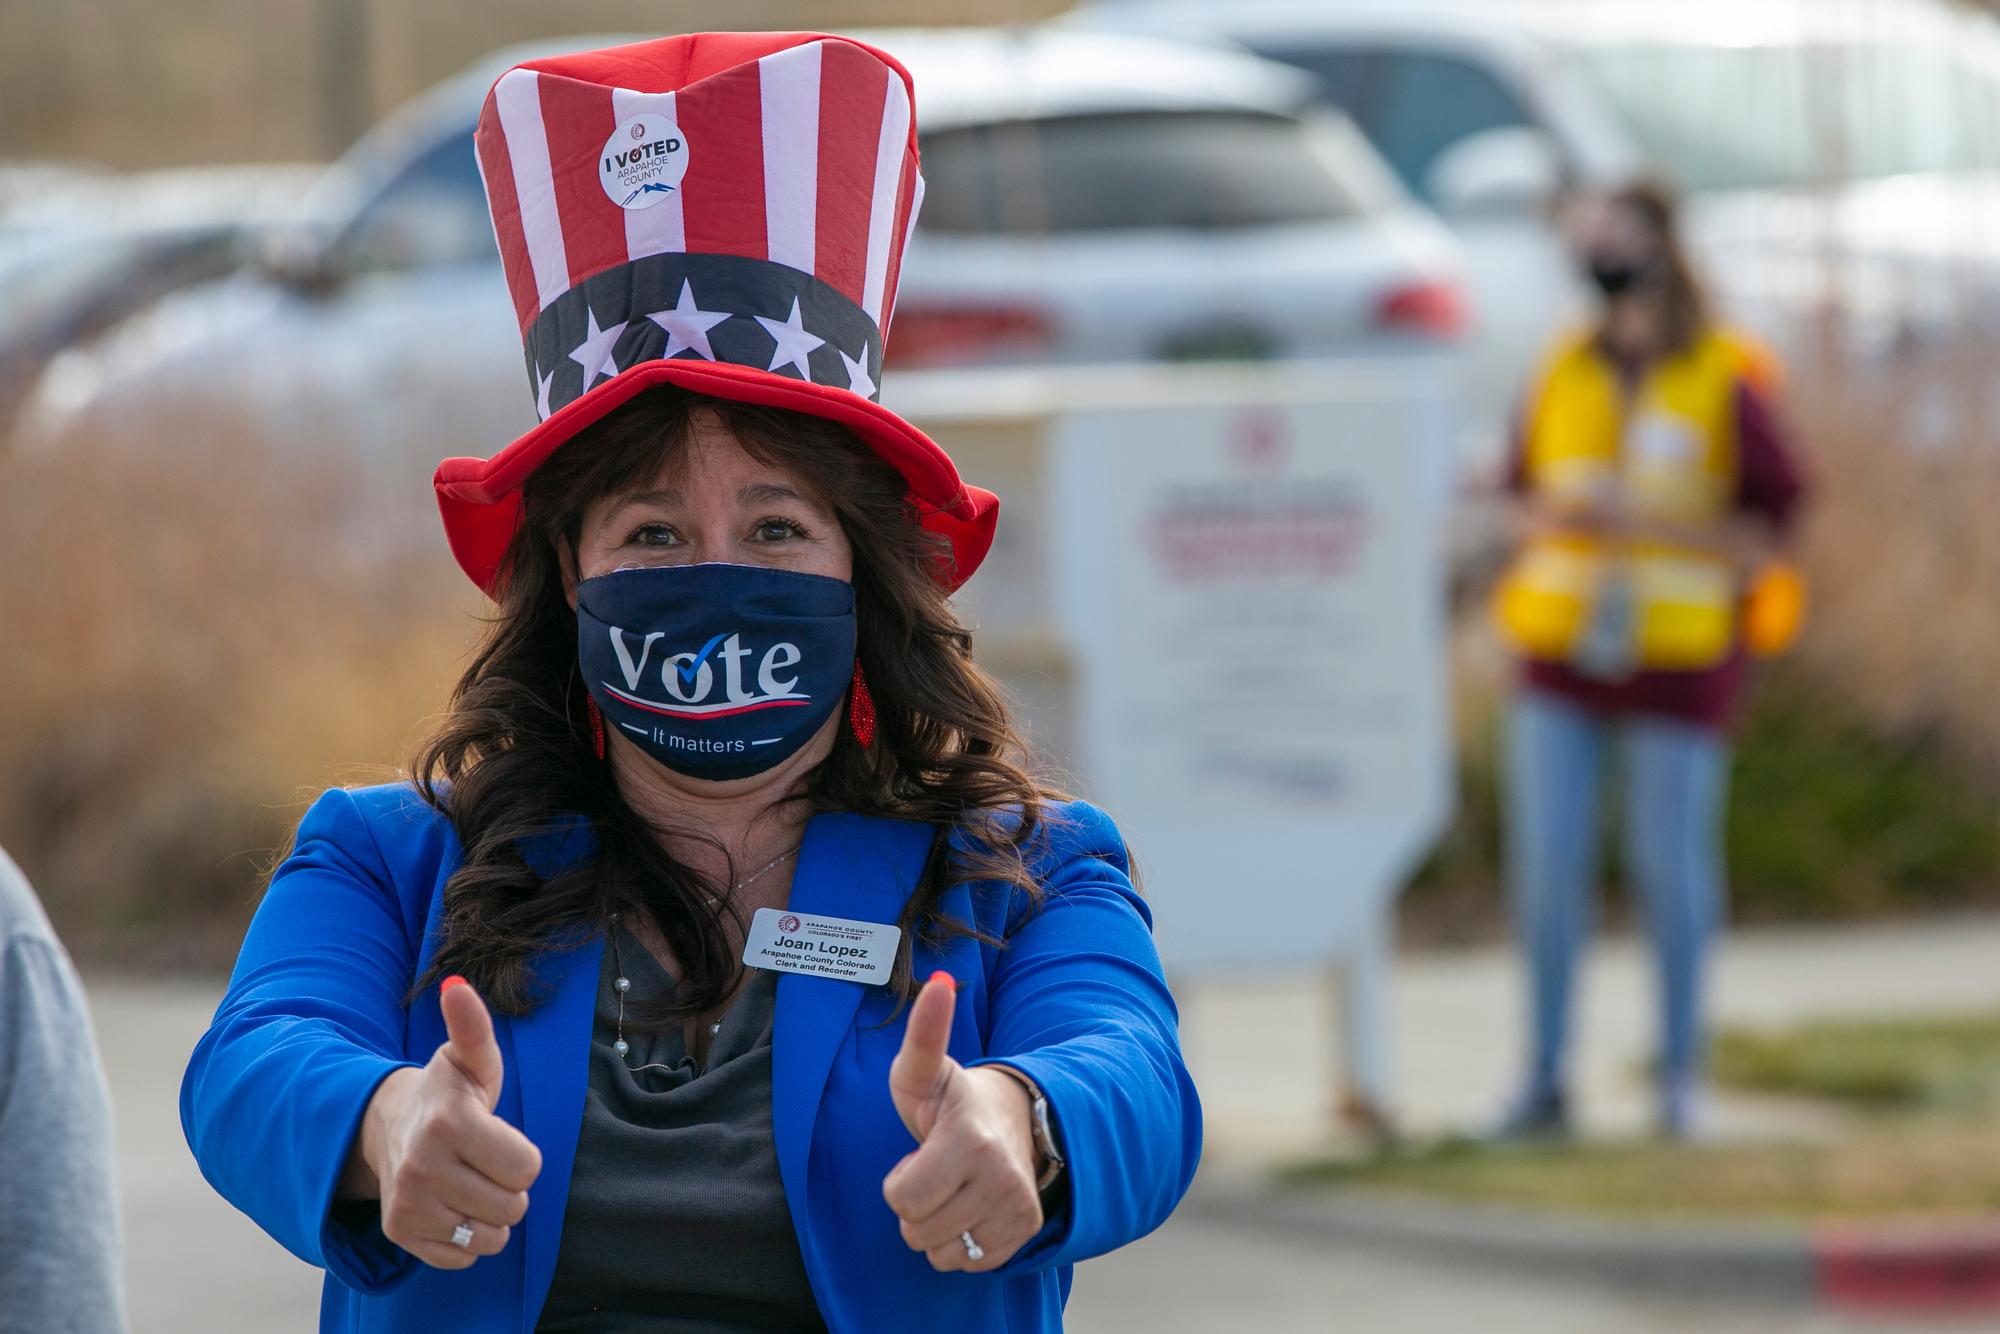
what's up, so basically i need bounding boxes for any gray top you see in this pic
[0,846,129,1334]
[535,924,825,1332]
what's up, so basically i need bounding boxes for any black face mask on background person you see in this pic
[1584,251,1662,299]
[575,562,857,782]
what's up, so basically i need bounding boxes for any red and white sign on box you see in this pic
[1049,377,1454,980]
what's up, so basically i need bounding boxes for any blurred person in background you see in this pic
[0,845,130,1333]
[1488,180,1809,1140]
[179,31,1199,1333]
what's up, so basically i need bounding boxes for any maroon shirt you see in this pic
[1503,366,1807,730]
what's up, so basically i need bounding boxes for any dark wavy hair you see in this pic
[405,384,1066,1023]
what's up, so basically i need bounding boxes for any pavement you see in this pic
[90,914,2000,1331]
[1181,913,2000,1156]
[1065,1201,1994,1334]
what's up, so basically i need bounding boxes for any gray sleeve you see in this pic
[0,931,131,1333]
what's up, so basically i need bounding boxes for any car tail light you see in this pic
[888,303,1054,367]
[1374,281,1469,340]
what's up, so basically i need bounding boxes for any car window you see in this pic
[1575,44,1819,191]
[1249,45,1535,200]
[343,130,497,274]
[1836,44,2000,179]
[1572,41,2000,189]
[916,110,1368,235]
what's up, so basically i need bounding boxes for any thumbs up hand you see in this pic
[881,971,1046,1273]
[337,976,543,1270]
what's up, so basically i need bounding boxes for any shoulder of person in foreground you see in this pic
[329,778,460,855]
[0,847,131,1333]
[948,796,1130,880]
[178,781,457,1297]
[944,797,1203,1271]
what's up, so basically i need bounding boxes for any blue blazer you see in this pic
[180,784,1201,1333]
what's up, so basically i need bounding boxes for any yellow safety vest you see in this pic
[1493,328,1772,672]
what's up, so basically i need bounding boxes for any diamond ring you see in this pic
[451,1220,476,1250]
[960,1230,984,1261]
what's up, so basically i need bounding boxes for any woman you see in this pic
[1489,180,1807,1139]
[180,32,1201,1333]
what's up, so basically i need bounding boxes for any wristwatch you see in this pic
[990,1065,1065,1192]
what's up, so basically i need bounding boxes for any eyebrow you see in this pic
[609,488,682,512]
[738,482,828,513]
[602,482,830,516]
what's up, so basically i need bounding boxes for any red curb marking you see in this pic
[1815,1223,2000,1311]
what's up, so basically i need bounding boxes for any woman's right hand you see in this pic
[337,976,543,1269]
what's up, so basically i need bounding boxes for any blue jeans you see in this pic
[1503,688,1731,1100]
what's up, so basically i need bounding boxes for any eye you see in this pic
[624,522,680,547]
[751,516,809,542]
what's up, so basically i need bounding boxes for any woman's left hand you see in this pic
[882,970,1046,1273]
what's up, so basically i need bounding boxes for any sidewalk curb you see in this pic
[1815,1221,2000,1311]
[1187,1172,2000,1311]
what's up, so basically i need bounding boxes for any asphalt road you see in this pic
[1065,1205,1989,1334]
[97,964,1997,1332]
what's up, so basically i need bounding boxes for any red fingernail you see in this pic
[441,975,468,993]
[928,970,956,992]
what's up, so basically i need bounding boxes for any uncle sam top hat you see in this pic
[432,31,1000,595]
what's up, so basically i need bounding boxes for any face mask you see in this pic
[576,562,856,781]
[1585,253,1658,299]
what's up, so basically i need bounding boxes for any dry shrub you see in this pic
[1785,326,2000,779]
[0,401,478,968]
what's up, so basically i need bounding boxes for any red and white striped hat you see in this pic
[432,31,999,595]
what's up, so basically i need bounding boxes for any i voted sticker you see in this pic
[743,908,899,985]
[598,113,688,209]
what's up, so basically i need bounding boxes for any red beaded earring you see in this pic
[847,662,877,749]
[586,697,606,760]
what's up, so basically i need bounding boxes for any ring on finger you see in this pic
[960,1229,984,1262]
[451,1218,476,1250]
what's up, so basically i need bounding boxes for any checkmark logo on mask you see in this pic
[678,633,729,688]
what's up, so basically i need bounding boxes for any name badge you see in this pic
[743,907,900,985]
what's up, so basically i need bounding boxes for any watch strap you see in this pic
[997,1065,1065,1192]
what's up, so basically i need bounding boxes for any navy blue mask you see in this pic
[576,562,857,781]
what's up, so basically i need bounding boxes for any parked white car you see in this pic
[1074,0,2000,464]
[0,164,319,434]
[19,26,1466,549]
[863,27,1464,369]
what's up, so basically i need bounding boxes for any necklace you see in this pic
[607,844,800,1068]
